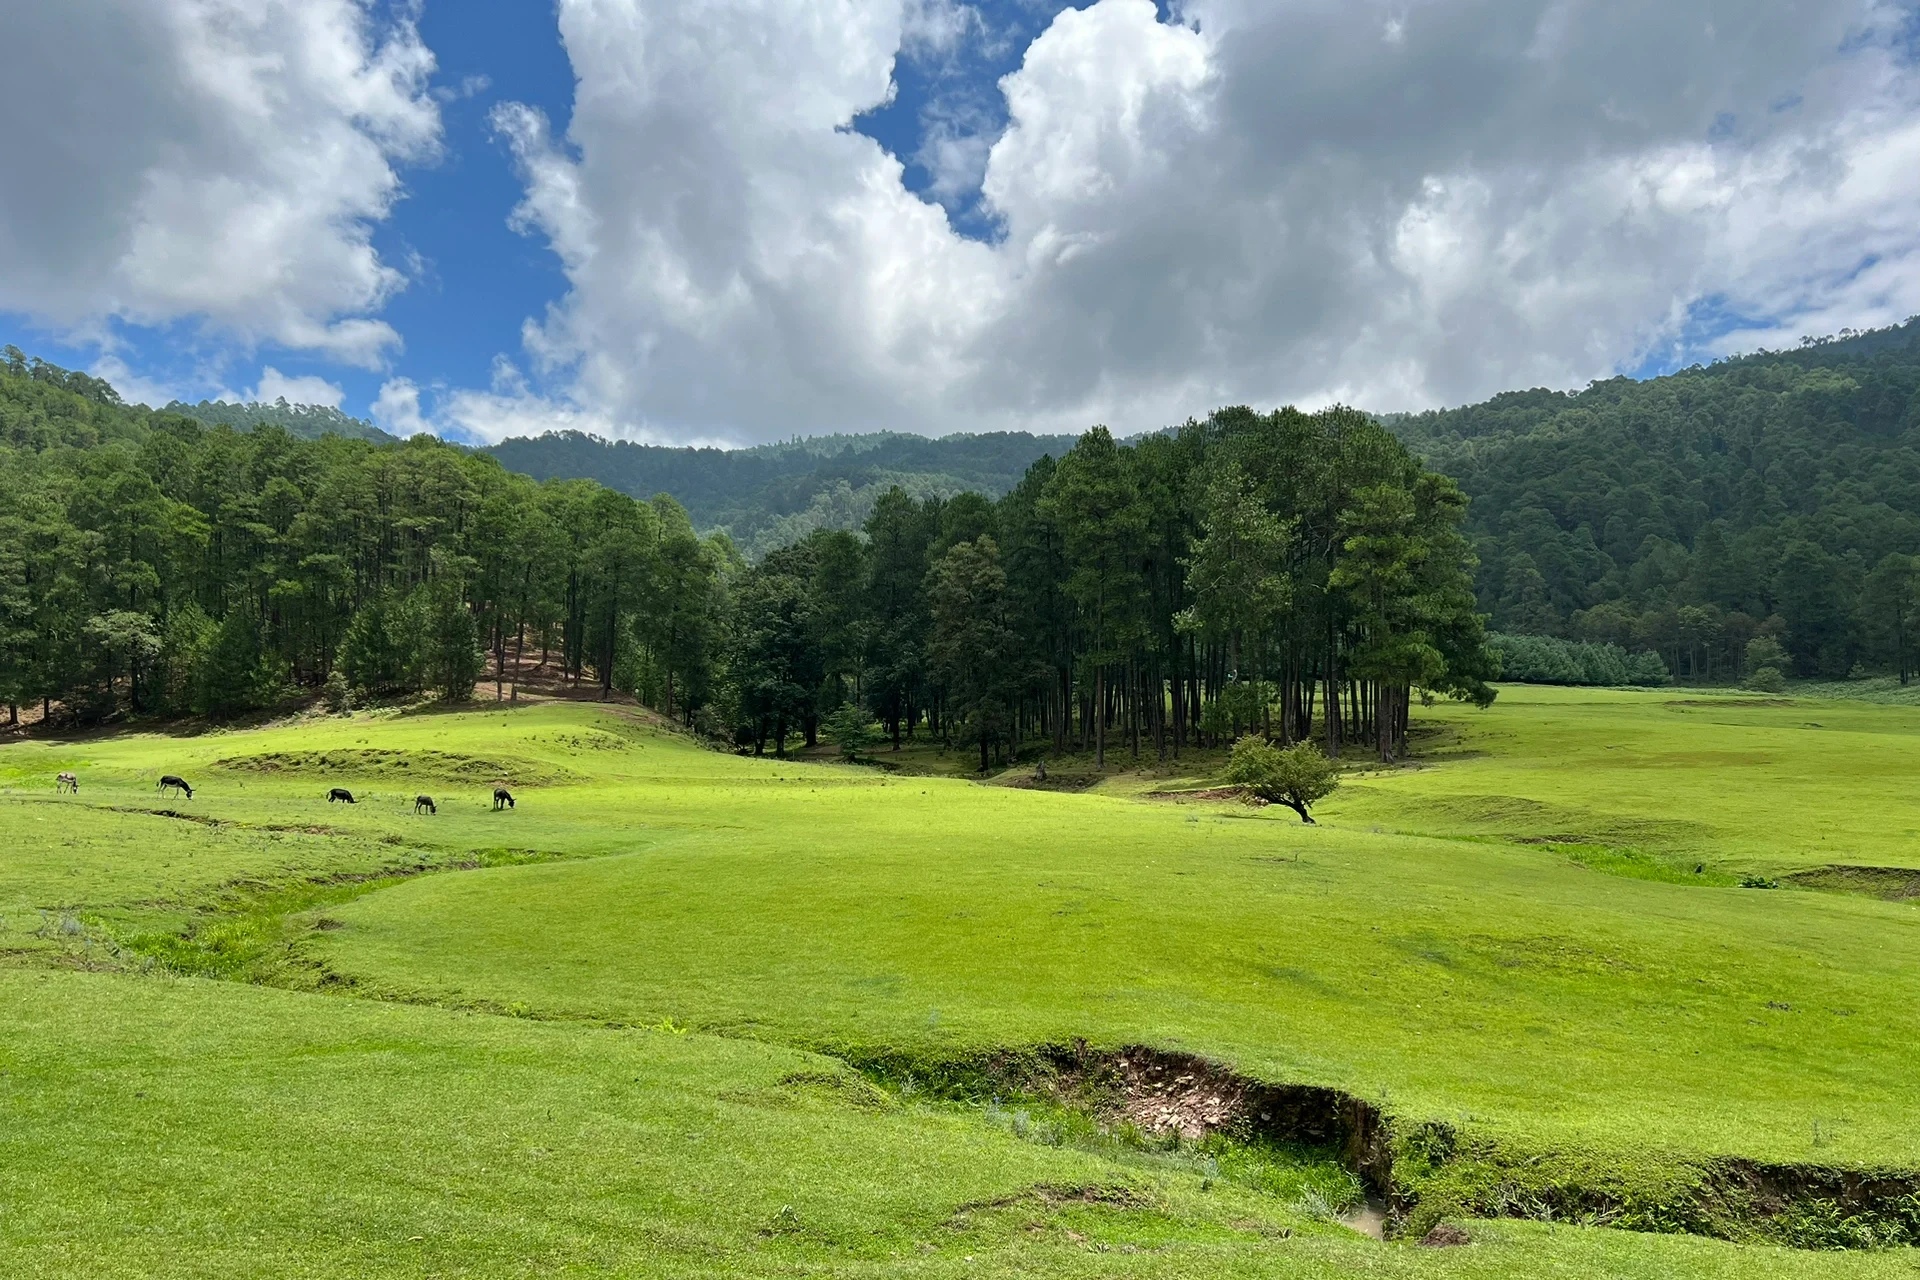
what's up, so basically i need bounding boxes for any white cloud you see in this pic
[481,0,1920,443]
[251,366,345,408]
[902,0,982,58]
[371,377,431,437]
[86,353,220,410]
[0,0,438,367]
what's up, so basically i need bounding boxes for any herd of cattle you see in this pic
[53,771,516,812]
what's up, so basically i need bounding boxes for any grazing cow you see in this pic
[157,775,193,800]
[327,788,356,804]
[492,787,515,811]
[56,771,78,794]
[413,795,436,815]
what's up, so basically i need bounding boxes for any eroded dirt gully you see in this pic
[844,1040,1920,1248]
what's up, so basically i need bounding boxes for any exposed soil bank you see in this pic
[1785,864,1920,901]
[844,1040,1920,1249]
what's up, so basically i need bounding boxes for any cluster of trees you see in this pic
[1393,319,1920,680]
[2,355,1495,766]
[0,352,729,727]
[720,407,1494,767]
[1487,633,1669,687]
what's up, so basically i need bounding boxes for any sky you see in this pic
[2,1,1918,447]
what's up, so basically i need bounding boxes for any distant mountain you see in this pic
[165,398,395,443]
[485,429,1079,557]
[1385,316,1920,679]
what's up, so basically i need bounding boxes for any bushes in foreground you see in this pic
[1490,633,1669,687]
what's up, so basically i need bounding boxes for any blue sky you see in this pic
[3,1,1917,442]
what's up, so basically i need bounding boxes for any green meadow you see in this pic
[6,687,1920,1275]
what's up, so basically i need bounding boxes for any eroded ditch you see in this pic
[837,1040,1920,1249]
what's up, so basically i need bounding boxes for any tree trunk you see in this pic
[1094,665,1106,767]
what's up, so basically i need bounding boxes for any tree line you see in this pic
[1,354,1494,764]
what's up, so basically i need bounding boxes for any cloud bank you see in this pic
[484,0,1920,443]
[6,0,1917,445]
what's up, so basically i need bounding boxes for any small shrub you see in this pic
[824,704,879,760]
[1293,1186,1338,1223]
[1745,636,1789,676]
[1743,665,1788,693]
[321,669,351,714]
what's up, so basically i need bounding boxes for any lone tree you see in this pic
[1225,736,1339,824]
[824,703,878,761]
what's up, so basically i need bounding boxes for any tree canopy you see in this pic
[2,359,1493,767]
[1392,317,1920,680]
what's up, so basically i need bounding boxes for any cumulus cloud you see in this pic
[251,367,346,408]
[479,0,1920,444]
[0,0,439,367]
[371,377,431,437]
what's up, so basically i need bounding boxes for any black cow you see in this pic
[413,795,436,815]
[492,787,515,810]
[158,775,193,799]
[327,788,356,804]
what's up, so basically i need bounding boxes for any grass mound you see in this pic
[212,747,576,787]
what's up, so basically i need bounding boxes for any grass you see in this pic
[4,689,1920,1272]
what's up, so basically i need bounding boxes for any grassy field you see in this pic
[5,688,1920,1273]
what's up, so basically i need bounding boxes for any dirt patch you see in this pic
[1420,1223,1471,1247]
[212,748,576,787]
[996,774,1103,792]
[107,806,224,827]
[1511,834,1597,845]
[857,1042,1394,1200]
[1144,787,1250,804]
[1783,865,1920,901]
[949,1183,1148,1218]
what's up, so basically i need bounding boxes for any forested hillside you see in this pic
[0,356,1492,765]
[166,397,394,443]
[1392,319,1920,680]
[488,429,1076,558]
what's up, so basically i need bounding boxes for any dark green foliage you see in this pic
[1488,634,1668,687]
[418,573,485,701]
[0,355,727,728]
[4,352,1490,759]
[823,704,878,760]
[337,590,422,698]
[1392,317,1920,679]
[927,537,1021,772]
[194,613,279,717]
[727,545,822,755]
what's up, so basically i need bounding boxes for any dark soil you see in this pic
[1420,1223,1472,1247]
